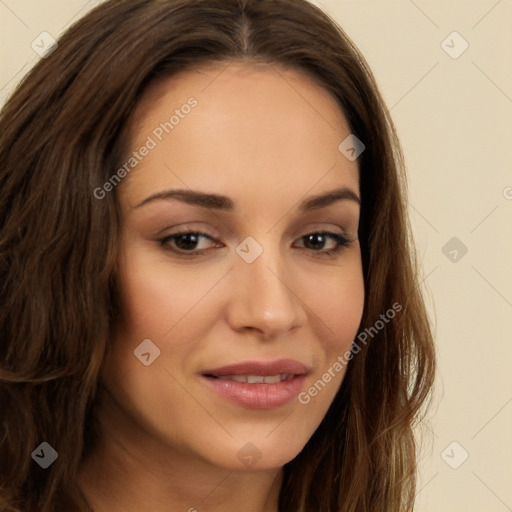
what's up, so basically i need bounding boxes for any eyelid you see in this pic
[158,228,355,258]
[157,221,354,239]
[157,223,352,243]
[154,222,219,238]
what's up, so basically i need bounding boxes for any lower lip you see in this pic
[200,375,307,409]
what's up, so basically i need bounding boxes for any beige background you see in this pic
[1,1,511,510]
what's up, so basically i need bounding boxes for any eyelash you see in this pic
[158,230,354,259]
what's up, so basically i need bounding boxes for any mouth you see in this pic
[200,359,309,409]
[205,374,295,384]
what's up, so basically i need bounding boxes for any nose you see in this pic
[225,242,306,340]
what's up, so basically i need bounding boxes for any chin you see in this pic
[193,429,310,472]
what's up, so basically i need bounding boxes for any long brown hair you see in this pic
[0,1,435,510]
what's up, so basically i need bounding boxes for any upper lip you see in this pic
[202,358,309,377]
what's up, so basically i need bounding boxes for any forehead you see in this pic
[120,61,359,208]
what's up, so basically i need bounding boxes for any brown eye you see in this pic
[159,231,219,255]
[295,231,354,257]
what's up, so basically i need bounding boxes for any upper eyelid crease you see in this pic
[160,231,354,253]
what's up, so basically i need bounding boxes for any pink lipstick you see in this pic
[200,359,309,409]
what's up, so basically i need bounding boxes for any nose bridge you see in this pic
[226,235,304,337]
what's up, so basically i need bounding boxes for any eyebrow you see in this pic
[134,186,360,211]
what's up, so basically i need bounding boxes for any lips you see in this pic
[200,359,309,409]
[213,374,293,384]
[202,359,309,377]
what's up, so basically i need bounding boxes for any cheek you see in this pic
[331,272,365,350]
[101,253,223,447]
[300,256,365,393]
[115,249,222,341]
[106,248,228,405]
[303,254,365,347]
[296,280,363,417]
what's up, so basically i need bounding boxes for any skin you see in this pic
[78,61,365,512]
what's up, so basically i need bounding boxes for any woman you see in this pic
[0,0,435,511]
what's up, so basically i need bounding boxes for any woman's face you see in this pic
[103,62,364,471]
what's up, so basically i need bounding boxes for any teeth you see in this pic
[261,375,281,384]
[216,374,290,383]
[231,375,249,383]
